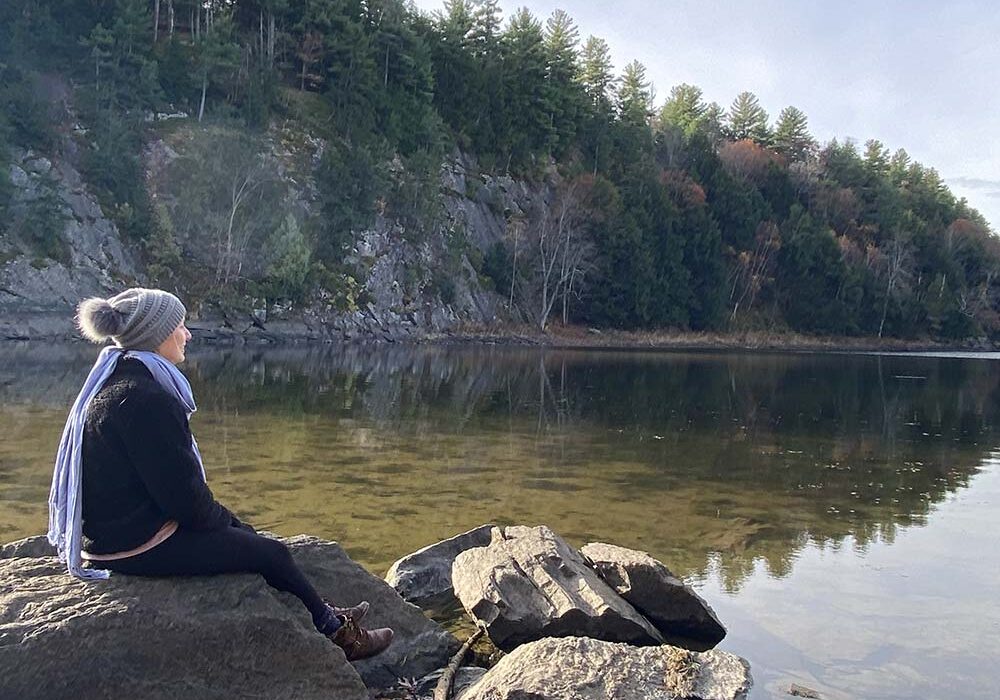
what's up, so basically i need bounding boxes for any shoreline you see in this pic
[2,312,997,354]
[421,324,1000,354]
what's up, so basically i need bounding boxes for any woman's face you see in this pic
[156,321,192,365]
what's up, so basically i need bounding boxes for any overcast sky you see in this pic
[410,0,1000,231]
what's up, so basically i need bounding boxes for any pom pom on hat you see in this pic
[77,297,127,343]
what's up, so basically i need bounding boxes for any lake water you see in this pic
[2,342,998,699]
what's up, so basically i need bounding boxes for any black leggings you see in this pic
[102,524,333,631]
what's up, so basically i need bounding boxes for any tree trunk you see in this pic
[168,0,175,37]
[153,0,160,43]
[301,60,307,91]
[198,73,208,122]
[509,224,519,311]
[268,13,276,66]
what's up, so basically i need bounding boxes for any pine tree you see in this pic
[864,138,890,175]
[543,9,581,156]
[618,60,652,126]
[500,8,550,170]
[578,35,614,108]
[659,83,706,136]
[470,0,502,58]
[726,91,770,144]
[772,105,815,162]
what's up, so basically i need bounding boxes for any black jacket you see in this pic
[81,358,232,554]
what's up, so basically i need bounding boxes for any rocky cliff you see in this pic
[1,117,547,343]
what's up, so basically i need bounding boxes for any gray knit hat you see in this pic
[76,288,186,351]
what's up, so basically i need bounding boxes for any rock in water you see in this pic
[1,534,456,697]
[0,556,368,700]
[456,636,751,700]
[412,666,488,698]
[451,525,664,650]
[385,524,495,602]
[581,542,726,650]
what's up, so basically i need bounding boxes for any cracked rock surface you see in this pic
[451,525,664,651]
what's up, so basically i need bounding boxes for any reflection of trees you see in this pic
[2,343,997,590]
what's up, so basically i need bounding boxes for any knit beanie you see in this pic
[76,288,186,351]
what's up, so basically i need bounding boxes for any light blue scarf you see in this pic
[47,346,206,580]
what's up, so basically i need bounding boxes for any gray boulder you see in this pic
[385,524,495,602]
[456,636,752,700]
[451,525,664,651]
[581,542,726,651]
[1,534,56,559]
[0,534,456,697]
[0,555,368,700]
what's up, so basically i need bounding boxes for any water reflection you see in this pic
[1,344,995,589]
[4,342,998,699]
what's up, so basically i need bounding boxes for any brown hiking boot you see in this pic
[328,600,369,623]
[329,614,394,662]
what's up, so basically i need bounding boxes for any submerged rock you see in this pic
[411,665,488,699]
[385,524,495,602]
[0,534,456,697]
[456,636,752,700]
[581,542,726,651]
[451,525,664,650]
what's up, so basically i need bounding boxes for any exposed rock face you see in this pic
[455,636,752,700]
[581,542,727,651]
[451,525,664,651]
[0,534,456,697]
[386,524,495,602]
[1,150,140,340]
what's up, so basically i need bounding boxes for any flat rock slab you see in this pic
[456,636,752,700]
[452,525,664,651]
[1,534,456,696]
[0,555,368,700]
[581,542,726,650]
[385,524,495,602]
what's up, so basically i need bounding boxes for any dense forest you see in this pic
[1,0,998,339]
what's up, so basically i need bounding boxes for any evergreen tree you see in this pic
[772,106,815,162]
[726,91,770,144]
[543,9,582,156]
[192,13,239,122]
[659,83,707,136]
[618,60,653,126]
[500,8,550,171]
[470,0,503,57]
[578,35,614,108]
[777,204,852,333]
[576,35,615,175]
[863,138,890,175]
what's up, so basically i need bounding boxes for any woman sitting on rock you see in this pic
[46,288,393,662]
